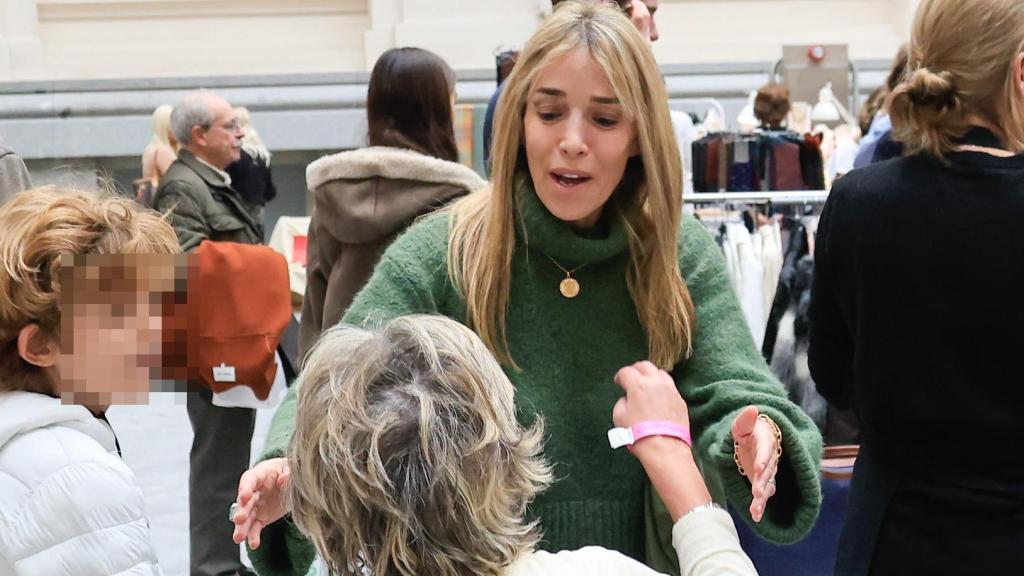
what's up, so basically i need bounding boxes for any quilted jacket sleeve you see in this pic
[152,180,210,253]
[0,431,161,576]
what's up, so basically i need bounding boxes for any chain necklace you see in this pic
[546,255,586,299]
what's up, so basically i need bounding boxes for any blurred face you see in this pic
[192,96,243,169]
[57,292,163,407]
[524,47,638,229]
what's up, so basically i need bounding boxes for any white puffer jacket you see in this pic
[0,391,160,575]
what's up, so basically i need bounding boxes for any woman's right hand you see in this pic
[613,361,711,521]
[612,361,690,431]
[231,457,291,549]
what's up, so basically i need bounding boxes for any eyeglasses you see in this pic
[201,119,241,134]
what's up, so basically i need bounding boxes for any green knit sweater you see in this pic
[250,186,823,576]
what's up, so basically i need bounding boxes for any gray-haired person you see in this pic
[151,90,262,576]
[274,314,756,575]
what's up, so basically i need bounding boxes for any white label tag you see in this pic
[607,427,635,450]
[213,363,236,383]
[734,140,750,164]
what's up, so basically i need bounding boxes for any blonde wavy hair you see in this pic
[149,104,179,151]
[447,0,695,369]
[889,0,1024,157]
[288,315,552,576]
[234,107,272,165]
[0,187,180,392]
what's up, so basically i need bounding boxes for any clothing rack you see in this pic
[685,190,830,205]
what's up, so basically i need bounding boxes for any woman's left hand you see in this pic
[731,405,781,523]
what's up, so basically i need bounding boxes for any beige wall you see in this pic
[0,0,914,81]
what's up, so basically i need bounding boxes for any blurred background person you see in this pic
[853,44,909,169]
[754,83,792,131]
[296,46,485,358]
[810,0,1024,574]
[0,134,32,203]
[153,90,264,576]
[227,107,277,227]
[138,104,179,206]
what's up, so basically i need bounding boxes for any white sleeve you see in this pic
[672,508,758,576]
[507,547,666,576]
[4,458,161,575]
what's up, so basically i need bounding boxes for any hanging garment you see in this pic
[726,222,766,348]
[728,138,758,192]
[756,221,784,319]
[771,140,804,190]
[692,139,708,192]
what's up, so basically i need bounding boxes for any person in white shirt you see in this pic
[284,314,757,576]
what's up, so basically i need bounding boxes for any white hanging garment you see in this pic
[725,223,766,348]
[756,222,784,319]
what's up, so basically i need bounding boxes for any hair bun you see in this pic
[906,67,959,110]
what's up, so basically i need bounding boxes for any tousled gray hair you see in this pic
[288,315,552,576]
[170,90,218,146]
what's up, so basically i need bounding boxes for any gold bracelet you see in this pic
[733,414,783,477]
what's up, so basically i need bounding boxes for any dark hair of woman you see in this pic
[367,47,460,163]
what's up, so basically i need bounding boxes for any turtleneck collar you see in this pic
[513,175,630,266]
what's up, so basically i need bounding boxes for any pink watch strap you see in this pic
[607,420,692,449]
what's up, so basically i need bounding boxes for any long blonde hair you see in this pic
[234,107,272,165]
[148,104,178,151]
[889,0,1024,157]
[447,0,695,369]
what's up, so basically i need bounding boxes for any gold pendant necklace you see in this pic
[546,255,585,299]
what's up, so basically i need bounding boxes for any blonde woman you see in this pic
[227,107,277,211]
[288,315,755,576]
[235,3,822,574]
[809,0,1024,574]
[141,104,178,186]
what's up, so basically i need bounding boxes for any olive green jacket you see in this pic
[153,149,263,251]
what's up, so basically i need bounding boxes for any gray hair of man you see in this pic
[170,90,220,146]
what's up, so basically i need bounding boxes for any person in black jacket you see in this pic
[808,1,1024,574]
[227,107,276,230]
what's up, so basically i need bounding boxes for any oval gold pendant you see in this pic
[559,277,580,299]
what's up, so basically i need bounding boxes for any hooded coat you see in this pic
[298,146,485,357]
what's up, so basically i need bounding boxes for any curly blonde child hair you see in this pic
[0,187,180,392]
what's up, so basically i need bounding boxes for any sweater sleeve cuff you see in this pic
[707,407,823,544]
[247,516,317,576]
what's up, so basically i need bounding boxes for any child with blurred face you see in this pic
[0,187,181,575]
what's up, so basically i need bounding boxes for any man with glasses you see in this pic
[155,90,260,251]
[153,90,263,576]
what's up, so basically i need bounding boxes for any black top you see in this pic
[226,149,276,207]
[809,128,1024,575]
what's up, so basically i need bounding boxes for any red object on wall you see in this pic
[807,45,827,63]
[292,235,307,266]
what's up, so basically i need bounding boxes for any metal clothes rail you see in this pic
[685,190,830,205]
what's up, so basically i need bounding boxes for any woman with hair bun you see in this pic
[809,0,1024,574]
